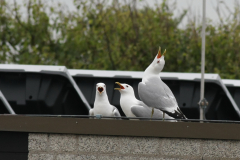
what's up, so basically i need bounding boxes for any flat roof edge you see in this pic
[1,115,240,140]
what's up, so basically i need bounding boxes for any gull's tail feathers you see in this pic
[163,107,187,119]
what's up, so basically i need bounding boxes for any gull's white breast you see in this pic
[94,103,113,116]
[120,97,136,117]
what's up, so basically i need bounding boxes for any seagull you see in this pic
[115,82,175,120]
[138,47,187,120]
[89,83,121,118]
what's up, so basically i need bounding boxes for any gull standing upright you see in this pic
[89,83,121,118]
[138,47,187,119]
[115,82,175,120]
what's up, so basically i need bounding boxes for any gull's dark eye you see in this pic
[157,61,160,63]
[126,85,128,87]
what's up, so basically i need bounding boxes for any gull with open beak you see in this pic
[138,47,187,120]
[89,82,121,118]
[115,82,175,120]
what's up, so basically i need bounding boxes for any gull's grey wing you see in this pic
[136,100,150,108]
[112,106,121,118]
[162,82,178,103]
[138,77,186,119]
[161,82,187,119]
[131,105,175,121]
[138,77,176,111]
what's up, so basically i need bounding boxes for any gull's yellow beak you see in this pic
[114,82,125,90]
[157,46,161,59]
[163,49,166,56]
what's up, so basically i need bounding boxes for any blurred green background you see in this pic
[0,0,240,79]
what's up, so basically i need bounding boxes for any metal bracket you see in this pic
[0,91,16,114]
[95,114,102,119]
[198,98,208,120]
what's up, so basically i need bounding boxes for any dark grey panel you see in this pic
[0,153,28,160]
[227,87,240,111]
[179,82,195,108]
[0,73,26,105]
[0,72,89,115]
[0,131,28,153]
[26,74,41,101]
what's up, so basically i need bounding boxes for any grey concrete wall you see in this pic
[28,133,240,160]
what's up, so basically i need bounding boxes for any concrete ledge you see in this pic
[28,133,240,160]
[1,115,240,140]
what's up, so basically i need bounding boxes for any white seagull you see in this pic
[89,83,121,118]
[115,82,175,120]
[138,47,187,119]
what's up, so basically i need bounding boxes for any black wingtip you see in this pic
[164,108,187,119]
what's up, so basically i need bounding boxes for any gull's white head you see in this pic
[150,47,166,73]
[96,82,106,95]
[142,47,167,82]
[114,82,135,96]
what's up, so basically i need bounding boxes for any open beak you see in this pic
[114,82,125,90]
[98,87,104,94]
[163,49,166,56]
[157,46,161,59]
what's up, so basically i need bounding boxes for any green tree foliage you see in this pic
[0,0,240,79]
